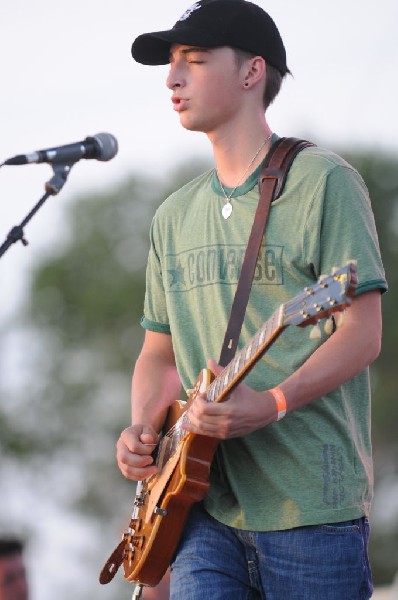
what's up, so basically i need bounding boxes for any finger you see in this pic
[119,461,159,481]
[116,440,158,479]
[191,395,228,418]
[188,395,213,420]
[116,438,153,465]
[118,431,154,462]
[121,426,158,455]
[182,419,227,439]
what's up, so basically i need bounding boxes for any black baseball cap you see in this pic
[132,0,289,76]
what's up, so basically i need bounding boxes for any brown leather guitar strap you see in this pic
[218,137,315,367]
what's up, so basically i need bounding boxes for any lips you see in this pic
[172,95,188,112]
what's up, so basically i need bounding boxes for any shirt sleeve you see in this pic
[140,214,171,334]
[305,164,388,295]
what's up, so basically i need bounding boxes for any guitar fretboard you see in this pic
[207,306,284,403]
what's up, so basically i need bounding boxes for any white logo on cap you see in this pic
[179,2,201,22]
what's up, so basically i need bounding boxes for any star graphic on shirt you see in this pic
[168,261,186,287]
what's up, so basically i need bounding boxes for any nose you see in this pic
[166,63,184,90]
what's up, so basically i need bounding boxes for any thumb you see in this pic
[139,425,159,446]
[207,358,224,377]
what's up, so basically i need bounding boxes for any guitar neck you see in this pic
[207,305,285,404]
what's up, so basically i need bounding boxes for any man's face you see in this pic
[0,554,28,600]
[166,45,246,135]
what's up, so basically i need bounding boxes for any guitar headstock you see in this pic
[283,261,358,328]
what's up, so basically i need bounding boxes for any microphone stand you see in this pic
[0,161,74,259]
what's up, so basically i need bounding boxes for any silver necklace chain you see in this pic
[217,133,272,220]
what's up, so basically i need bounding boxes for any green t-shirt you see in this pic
[141,140,387,531]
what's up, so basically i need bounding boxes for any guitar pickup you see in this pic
[156,435,172,470]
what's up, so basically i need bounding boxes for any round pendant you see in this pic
[222,202,233,220]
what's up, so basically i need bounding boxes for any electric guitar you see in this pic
[100,261,358,588]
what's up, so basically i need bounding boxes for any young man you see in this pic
[117,1,387,598]
[0,539,29,600]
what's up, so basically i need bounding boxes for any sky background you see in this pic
[1,1,397,598]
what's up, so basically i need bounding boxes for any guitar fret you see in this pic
[206,384,216,403]
[215,376,224,400]
[215,376,225,401]
[222,365,234,391]
[237,351,246,374]
[252,332,260,353]
[211,374,224,402]
[212,379,220,402]
[270,311,276,336]
[261,316,274,349]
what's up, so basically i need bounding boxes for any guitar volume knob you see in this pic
[154,506,168,517]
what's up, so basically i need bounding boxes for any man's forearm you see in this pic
[131,350,181,432]
[280,290,382,412]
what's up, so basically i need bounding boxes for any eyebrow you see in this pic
[169,46,212,60]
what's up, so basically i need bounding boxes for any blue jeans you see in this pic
[170,503,373,599]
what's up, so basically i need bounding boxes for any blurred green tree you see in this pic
[0,160,211,599]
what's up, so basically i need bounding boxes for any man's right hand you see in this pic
[116,425,160,481]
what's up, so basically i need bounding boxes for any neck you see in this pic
[210,119,273,187]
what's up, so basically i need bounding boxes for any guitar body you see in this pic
[123,368,218,586]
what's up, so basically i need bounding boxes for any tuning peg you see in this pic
[310,322,322,340]
[318,273,329,288]
[324,316,335,335]
[332,266,339,274]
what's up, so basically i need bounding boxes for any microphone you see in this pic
[4,132,118,166]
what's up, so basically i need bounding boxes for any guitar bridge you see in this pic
[123,532,135,564]
[134,488,149,507]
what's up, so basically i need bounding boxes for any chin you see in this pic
[179,114,208,133]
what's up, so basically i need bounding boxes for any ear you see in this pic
[242,56,266,90]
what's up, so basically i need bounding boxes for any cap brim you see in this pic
[132,28,227,65]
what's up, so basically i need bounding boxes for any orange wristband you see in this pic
[269,387,287,421]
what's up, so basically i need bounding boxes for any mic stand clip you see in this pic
[0,160,75,259]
